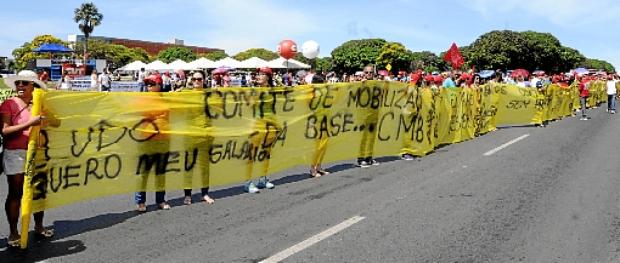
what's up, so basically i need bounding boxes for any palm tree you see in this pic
[74,2,103,61]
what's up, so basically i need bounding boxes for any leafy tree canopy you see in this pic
[233,48,278,61]
[198,50,229,61]
[157,46,196,63]
[331,38,387,73]
[12,35,67,70]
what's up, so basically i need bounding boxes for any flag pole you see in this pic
[19,88,44,249]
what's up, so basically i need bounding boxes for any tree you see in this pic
[233,48,278,61]
[74,2,103,60]
[580,58,615,73]
[410,51,445,72]
[463,30,590,73]
[198,50,228,61]
[331,38,387,73]
[375,42,412,73]
[73,39,149,69]
[315,57,333,73]
[465,30,529,71]
[12,35,67,70]
[520,31,563,72]
[558,46,585,72]
[157,46,196,63]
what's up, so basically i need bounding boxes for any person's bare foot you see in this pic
[7,234,20,247]
[202,195,215,204]
[310,168,321,178]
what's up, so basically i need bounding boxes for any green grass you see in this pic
[0,79,9,90]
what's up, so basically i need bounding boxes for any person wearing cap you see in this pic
[1,70,53,246]
[180,71,215,205]
[244,67,277,193]
[134,74,171,211]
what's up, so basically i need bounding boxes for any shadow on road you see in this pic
[0,239,85,263]
[0,210,136,261]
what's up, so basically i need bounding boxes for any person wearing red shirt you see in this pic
[578,76,590,120]
[1,70,53,247]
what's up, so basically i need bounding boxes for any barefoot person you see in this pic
[2,70,53,247]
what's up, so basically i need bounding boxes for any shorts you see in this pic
[3,149,26,175]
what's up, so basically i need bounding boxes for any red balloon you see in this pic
[277,40,297,60]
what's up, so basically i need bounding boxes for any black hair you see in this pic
[311,74,325,84]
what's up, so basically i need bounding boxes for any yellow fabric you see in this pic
[25,81,591,212]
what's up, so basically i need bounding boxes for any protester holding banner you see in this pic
[134,74,171,211]
[309,74,331,177]
[1,70,53,247]
[182,71,214,205]
[244,67,277,193]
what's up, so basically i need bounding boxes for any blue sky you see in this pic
[2,0,620,70]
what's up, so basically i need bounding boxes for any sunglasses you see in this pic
[15,80,34,86]
[192,78,203,81]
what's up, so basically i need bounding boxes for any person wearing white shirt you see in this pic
[98,70,111,92]
[606,74,617,114]
[90,70,99,91]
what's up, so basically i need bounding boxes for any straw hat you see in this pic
[3,70,46,90]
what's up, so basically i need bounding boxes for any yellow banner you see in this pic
[26,81,586,212]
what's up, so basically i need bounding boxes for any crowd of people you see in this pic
[3,65,619,247]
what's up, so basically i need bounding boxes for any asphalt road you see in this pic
[2,107,620,263]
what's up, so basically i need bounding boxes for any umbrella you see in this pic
[574,68,589,75]
[478,70,495,79]
[295,70,307,77]
[532,70,545,76]
[33,43,73,53]
[211,66,233,75]
[511,69,529,78]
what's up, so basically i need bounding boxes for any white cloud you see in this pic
[191,0,320,55]
[464,0,620,27]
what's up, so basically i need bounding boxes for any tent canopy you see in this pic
[145,60,170,70]
[167,59,195,70]
[211,57,241,68]
[189,57,214,69]
[268,57,311,69]
[33,43,73,53]
[240,57,268,68]
[120,60,147,71]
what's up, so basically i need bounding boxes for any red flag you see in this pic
[443,43,464,69]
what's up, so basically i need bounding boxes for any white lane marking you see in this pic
[259,216,365,263]
[483,134,530,156]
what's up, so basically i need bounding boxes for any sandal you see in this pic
[158,202,171,210]
[202,195,215,204]
[34,228,54,239]
[137,203,147,212]
[183,196,192,205]
[7,235,20,247]
[309,169,321,178]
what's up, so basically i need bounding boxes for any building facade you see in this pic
[68,34,222,56]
